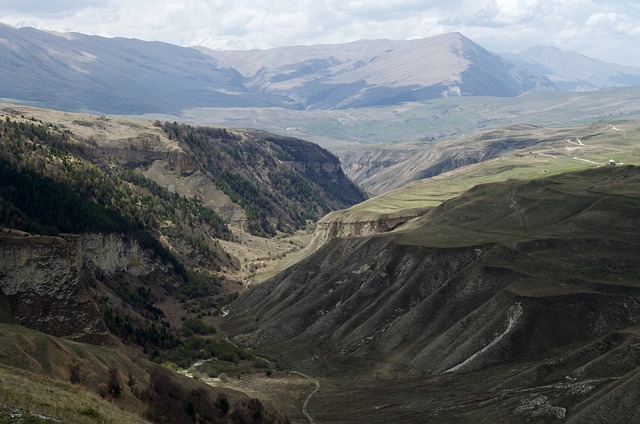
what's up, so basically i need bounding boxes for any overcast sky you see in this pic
[1,0,639,66]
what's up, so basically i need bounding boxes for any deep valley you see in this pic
[1,24,640,424]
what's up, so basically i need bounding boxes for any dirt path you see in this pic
[291,371,320,424]
[510,188,528,233]
[572,157,600,165]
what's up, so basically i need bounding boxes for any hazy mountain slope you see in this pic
[502,45,640,91]
[203,33,556,109]
[0,24,555,114]
[226,165,640,422]
[0,23,294,114]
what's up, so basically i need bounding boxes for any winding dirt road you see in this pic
[291,371,320,424]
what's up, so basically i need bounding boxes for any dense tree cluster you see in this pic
[0,116,231,274]
[156,121,358,236]
[99,298,180,355]
[0,158,135,235]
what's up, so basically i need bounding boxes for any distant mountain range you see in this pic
[199,33,554,109]
[501,45,640,91]
[1,23,640,115]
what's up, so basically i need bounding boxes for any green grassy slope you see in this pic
[395,165,640,247]
[324,118,640,225]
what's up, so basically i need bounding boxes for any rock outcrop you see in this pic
[71,233,170,277]
[309,208,430,250]
[0,233,109,343]
[0,231,171,343]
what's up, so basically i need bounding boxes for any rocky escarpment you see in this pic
[309,207,430,250]
[0,232,108,343]
[86,124,248,226]
[0,231,174,343]
[71,233,171,277]
[257,131,367,207]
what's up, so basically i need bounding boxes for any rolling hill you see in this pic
[313,117,640,250]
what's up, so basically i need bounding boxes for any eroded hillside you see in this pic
[226,165,640,422]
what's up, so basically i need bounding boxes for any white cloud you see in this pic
[1,0,640,66]
[586,11,640,35]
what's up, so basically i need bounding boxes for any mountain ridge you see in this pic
[502,45,640,91]
[0,24,561,114]
[3,23,638,119]
[200,32,555,109]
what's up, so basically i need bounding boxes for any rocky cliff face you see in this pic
[309,208,429,250]
[0,233,108,342]
[0,231,171,343]
[72,233,170,277]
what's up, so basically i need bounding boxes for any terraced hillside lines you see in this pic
[226,165,640,422]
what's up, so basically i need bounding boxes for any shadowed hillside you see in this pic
[0,104,365,423]
[226,165,640,422]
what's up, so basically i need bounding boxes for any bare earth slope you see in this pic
[226,165,640,422]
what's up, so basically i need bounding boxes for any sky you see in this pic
[1,0,640,67]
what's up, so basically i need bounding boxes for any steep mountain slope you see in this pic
[0,104,367,422]
[203,32,555,109]
[502,45,640,91]
[226,165,640,422]
[0,104,364,238]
